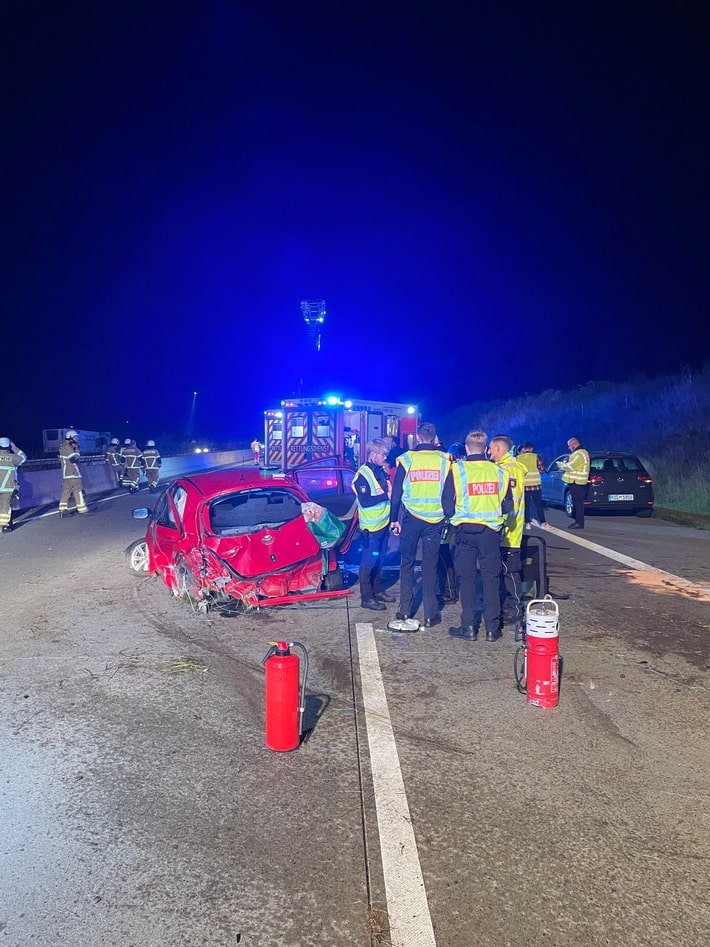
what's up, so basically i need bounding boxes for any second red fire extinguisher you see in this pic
[262,640,309,752]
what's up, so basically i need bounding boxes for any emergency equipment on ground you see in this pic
[263,640,309,751]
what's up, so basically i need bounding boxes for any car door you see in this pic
[290,464,357,518]
[541,454,568,505]
[148,483,189,572]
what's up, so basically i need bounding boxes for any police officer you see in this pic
[489,434,526,641]
[142,440,162,492]
[442,430,512,642]
[352,437,395,611]
[120,438,143,493]
[0,437,27,532]
[390,421,450,628]
[558,436,591,529]
[517,441,547,528]
[59,430,89,516]
[105,437,123,487]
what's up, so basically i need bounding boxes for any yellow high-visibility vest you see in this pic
[397,449,449,523]
[449,459,509,529]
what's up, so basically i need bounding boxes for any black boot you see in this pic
[449,624,478,640]
[361,599,386,611]
[374,590,396,603]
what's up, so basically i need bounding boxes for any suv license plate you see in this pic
[608,494,633,501]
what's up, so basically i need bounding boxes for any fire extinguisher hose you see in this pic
[291,641,309,737]
[514,645,527,694]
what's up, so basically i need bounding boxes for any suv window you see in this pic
[209,488,303,535]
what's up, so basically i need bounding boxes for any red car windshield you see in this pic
[209,488,303,536]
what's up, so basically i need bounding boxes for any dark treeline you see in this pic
[437,364,710,515]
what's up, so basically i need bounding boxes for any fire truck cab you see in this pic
[264,396,419,471]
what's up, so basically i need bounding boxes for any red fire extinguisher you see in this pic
[514,596,560,708]
[262,640,309,751]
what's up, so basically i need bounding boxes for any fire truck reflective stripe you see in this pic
[355,622,437,946]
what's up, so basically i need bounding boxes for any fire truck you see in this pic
[264,396,420,470]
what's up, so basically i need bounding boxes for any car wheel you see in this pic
[636,508,653,518]
[564,490,575,519]
[126,539,149,575]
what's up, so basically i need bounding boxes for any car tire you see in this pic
[126,539,150,575]
[564,491,575,519]
[636,508,653,518]
[323,567,344,591]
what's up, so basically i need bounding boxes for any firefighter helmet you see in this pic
[124,438,132,445]
[146,440,155,447]
[66,430,78,439]
[0,437,10,448]
[110,437,120,446]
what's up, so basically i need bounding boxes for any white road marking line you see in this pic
[355,622,437,947]
[542,525,710,599]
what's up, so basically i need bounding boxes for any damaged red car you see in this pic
[126,468,352,612]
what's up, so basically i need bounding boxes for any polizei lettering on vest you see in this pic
[409,469,441,482]
[467,481,498,496]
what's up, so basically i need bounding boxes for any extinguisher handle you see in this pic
[262,645,278,666]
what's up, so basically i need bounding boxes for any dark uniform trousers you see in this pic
[570,482,588,527]
[501,546,524,622]
[452,524,502,632]
[359,525,389,600]
[398,510,443,621]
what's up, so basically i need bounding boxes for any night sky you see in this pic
[3,1,709,450]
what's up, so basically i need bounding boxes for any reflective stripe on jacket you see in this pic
[517,451,542,487]
[121,447,143,469]
[142,448,161,470]
[497,453,526,548]
[450,459,509,529]
[0,449,26,493]
[352,464,390,532]
[561,448,590,485]
[397,449,449,523]
[59,442,82,480]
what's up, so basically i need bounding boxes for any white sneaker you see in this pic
[531,519,541,528]
[540,522,551,529]
[524,523,532,531]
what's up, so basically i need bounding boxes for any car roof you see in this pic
[589,451,641,458]
[177,467,301,498]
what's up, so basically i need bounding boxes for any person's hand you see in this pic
[390,522,401,536]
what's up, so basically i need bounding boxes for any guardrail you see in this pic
[14,449,254,511]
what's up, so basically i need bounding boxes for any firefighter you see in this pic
[488,434,526,641]
[389,421,450,628]
[59,430,89,516]
[352,437,395,611]
[120,438,143,493]
[557,436,591,529]
[142,440,162,492]
[105,437,123,487]
[517,441,547,528]
[442,430,513,642]
[0,437,27,532]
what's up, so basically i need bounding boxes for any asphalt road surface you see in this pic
[1,491,708,947]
